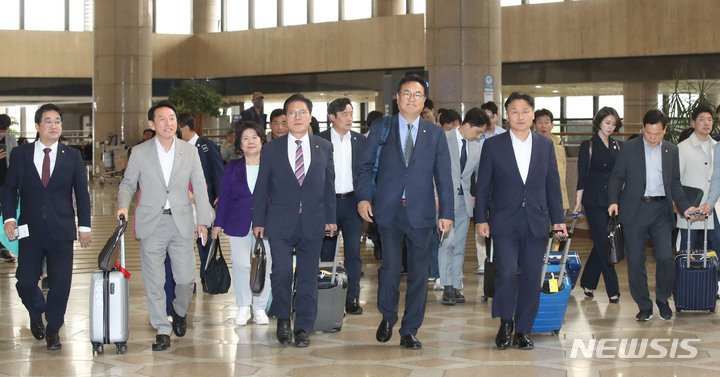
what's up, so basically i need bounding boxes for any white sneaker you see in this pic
[254,309,269,325]
[235,306,251,326]
[433,278,443,291]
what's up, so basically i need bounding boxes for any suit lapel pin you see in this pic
[61,150,65,153]
[423,129,427,133]
[315,145,319,149]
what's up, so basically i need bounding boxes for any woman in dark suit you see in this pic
[211,121,271,325]
[574,107,622,303]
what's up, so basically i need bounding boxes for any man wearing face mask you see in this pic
[241,92,267,128]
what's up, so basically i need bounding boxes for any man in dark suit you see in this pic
[241,91,266,128]
[318,97,367,315]
[608,109,695,322]
[3,103,92,350]
[252,93,337,348]
[178,113,224,292]
[475,92,566,351]
[356,75,454,350]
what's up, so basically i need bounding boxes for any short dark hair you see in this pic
[143,128,155,135]
[270,108,285,122]
[439,109,462,126]
[692,104,714,121]
[35,103,63,125]
[643,109,667,128]
[534,109,554,123]
[592,106,622,131]
[327,98,352,116]
[148,100,177,121]
[178,113,195,131]
[424,98,434,110]
[283,93,313,114]
[480,101,498,115]
[396,74,428,96]
[234,121,266,150]
[365,110,383,132]
[0,114,11,130]
[463,107,491,128]
[504,92,534,110]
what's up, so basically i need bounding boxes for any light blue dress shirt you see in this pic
[643,138,665,197]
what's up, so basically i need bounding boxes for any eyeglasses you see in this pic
[42,120,62,127]
[287,109,308,119]
[399,90,425,100]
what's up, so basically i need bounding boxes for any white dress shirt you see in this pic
[288,132,311,174]
[331,127,354,193]
[188,133,199,146]
[510,130,532,184]
[155,137,176,209]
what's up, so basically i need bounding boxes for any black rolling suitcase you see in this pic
[674,214,718,313]
[481,237,495,302]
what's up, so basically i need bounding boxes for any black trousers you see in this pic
[579,204,620,298]
[320,194,363,301]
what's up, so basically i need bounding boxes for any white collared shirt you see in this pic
[34,140,58,179]
[510,130,532,184]
[331,127,354,193]
[288,132,311,174]
[155,137,176,209]
[188,133,199,146]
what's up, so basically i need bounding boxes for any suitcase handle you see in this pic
[540,213,579,289]
[684,213,709,269]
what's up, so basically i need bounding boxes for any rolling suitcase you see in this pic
[90,215,131,354]
[673,214,718,313]
[480,237,495,302]
[313,230,347,332]
[547,212,583,289]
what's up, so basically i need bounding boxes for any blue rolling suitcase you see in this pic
[674,214,718,313]
[548,213,582,288]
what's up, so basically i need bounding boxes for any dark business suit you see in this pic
[356,115,453,336]
[252,134,336,333]
[318,129,366,301]
[241,108,266,128]
[608,137,690,311]
[2,142,90,334]
[577,133,621,298]
[474,131,564,334]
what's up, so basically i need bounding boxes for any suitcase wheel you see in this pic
[480,296,488,303]
[676,307,682,313]
[710,308,715,313]
[92,342,104,355]
[115,342,127,354]
[551,330,560,336]
[331,326,342,332]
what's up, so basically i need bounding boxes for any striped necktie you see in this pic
[295,140,305,185]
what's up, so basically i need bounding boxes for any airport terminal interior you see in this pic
[2,0,720,375]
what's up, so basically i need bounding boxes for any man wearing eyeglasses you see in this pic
[356,75,454,350]
[253,93,337,348]
[3,103,92,350]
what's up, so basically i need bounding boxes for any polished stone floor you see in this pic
[0,181,719,376]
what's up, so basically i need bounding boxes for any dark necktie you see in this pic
[42,148,51,188]
[459,140,467,195]
[403,124,414,167]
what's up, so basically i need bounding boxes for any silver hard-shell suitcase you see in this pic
[313,231,347,332]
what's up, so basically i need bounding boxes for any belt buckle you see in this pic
[400,199,407,206]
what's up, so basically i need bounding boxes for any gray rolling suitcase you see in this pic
[90,215,130,354]
[313,231,347,332]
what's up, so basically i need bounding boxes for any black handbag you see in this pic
[98,214,128,271]
[606,215,625,264]
[249,235,267,294]
[205,237,231,294]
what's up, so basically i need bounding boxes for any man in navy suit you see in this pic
[252,93,337,348]
[318,98,367,315]
[475,92,567,350]
[356,75,454,350]
[3,103,92,350]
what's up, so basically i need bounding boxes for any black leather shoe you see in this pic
[495,319,513,350]
[276,318,292,345]
[171,308,187,337]
[442,286,456,305]
[294,330,310,347]
[151,334,171,351]
[636,309,654,321]
[512,332,534,350]
[345,299,363,315]
[201,278,209,294]
[399,334,422,350]
[656,300,673,320]
[376,317,398,343]
[581,284,594,298]
[454,288,466,303]
[45,332,61,350]
[30,316,45,340]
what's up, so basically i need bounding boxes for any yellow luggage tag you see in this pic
[708,251,717,258]
[548,272,559,293]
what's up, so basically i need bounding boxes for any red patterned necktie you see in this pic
[42,148,51,188]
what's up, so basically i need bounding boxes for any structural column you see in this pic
[93,0,152,177]
[373,0,406,16]
[623,81,658,134]
[194,0,221,33]
[425,0,502,114]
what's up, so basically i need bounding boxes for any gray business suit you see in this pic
[438,129,480,289]
[608,137,690,311]
[118,137,214,335]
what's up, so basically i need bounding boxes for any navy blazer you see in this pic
[195,136,225,204]
[474,131,564,239]
[356,115,454,228]
[2,142,90,241]
[316,128,367,191]
[252,134,336,239]
[214,158,254,237]
[576,133,621,207]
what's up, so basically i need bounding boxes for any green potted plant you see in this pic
[662,71,718,143]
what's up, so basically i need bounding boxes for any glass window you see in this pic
[534,97,561,120]
[25,0,65,31]
[410,0,425,14]
[156,0,192,34]
[254,0,277,29]
[226,0,249,31]
[598,95,624,119]
[313,0,338,23]
[501,0,522,6]
[0,0,20,30]
[566,96,594,119]
[69,0,93,32]
[343,0,371,20]
[283,0,307,26]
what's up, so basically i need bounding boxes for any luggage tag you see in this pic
[708,251,717,258]
[548,272,559,293]
[13,225,29,241]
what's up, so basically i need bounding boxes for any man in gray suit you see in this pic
[438,108,488,305]
[608,109,695,322]
[117,100,214,351]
